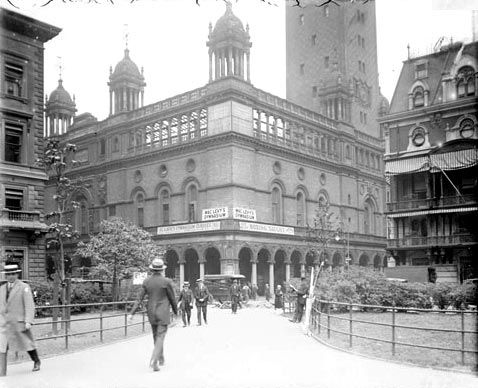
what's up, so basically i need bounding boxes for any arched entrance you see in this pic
[184,248,200,285]
[382,256,388,268]
[205,247,221,275]
[165,249,179,280]
[274,250,287,288]
[373,254,382,270]
[359,253,370,267]
[291,250,302,278]
[238,247,252,282]
[332,252,342,269]
[257,248,270,296]
[305,251,315,275]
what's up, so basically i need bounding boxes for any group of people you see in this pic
[0,254,312,375]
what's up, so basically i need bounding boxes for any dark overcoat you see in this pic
[131,273,178,325]
[178,289,194,310]
[194,286,210,307]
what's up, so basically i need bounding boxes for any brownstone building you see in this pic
[45,4,386,293]
[380,40,478,283]
[0,8,60,280]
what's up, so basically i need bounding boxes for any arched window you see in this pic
[364,199,375,235]
[271,187,282,224]
[345,145,351,159]
[135,192,144,227]
[80,202,88,235]
[296,192,305,226]
[187,184,198,222]
[456,66,475,98]
[159,189,170,225]
[412,86,424,108]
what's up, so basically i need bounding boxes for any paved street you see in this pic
[2,307,477,388]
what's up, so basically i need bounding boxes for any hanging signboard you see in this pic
[202,207,229,221]
[232,207,257,221]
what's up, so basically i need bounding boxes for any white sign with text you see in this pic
[133,272,148,285]
[239,222,294,235]
[157,222,221,235]
[232,207,256,221]
[202,207,229,221]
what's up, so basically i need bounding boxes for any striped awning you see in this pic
[387,206,478,218]
[385,156,429,176]
[429,148,478,172]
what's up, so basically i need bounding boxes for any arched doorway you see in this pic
[373,254,382,270]
[184,248,200,285]
[205,247,221,275]
[305,251,315,272]
[238,247,252,282]
[291,250,302,278]
[332,252,342,269]
[165,250,179,280]
[274,250,287,288]
[359,253,369,267]
[382,256,388,268]
[257,248,270,296]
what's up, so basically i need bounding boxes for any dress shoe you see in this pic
[152,362,160,372]
[32,361,41,372]
[158,359,164,366]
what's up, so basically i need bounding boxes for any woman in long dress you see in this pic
[274,285,284,310]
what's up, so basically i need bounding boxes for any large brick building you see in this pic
[0,8,60,280]
[380,40,478,283]
[44,3,386,293]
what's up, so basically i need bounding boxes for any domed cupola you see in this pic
[45,79,76,137]
[378,89,390,117]
[108,47,146,116]
[206,1,252,83]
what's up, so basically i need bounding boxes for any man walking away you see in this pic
[0,263,40,374]
[289,276,308,323]
[230,280,241,314]
[129,257,177,372]
[178,282,193,327]
[194,279,210,325]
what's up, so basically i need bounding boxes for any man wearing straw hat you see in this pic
[129,256,177,372]
[0,263,41,374]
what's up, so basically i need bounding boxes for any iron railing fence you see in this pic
[284,299,478,367]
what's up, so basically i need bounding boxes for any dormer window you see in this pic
[415,62,427,79]
[456,66,475,98]
[412,86,425,108]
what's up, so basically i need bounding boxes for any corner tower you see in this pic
[45,79,76,137]
[207,1,252,83]
[108,48,146,115]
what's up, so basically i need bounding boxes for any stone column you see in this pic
[215,52,219,79]
[240,52,245,79]
[285,263,290,283]
[247,51,250,82]
[199,262,205,280]
[209,51,213,82]
[227,48,232,76]
[123,89,127,111]
[141,90,144,107]
[269,262,274,293]
[179,263,185,288]
[300,264,305,276]
[251,261,257,286]
[109,90,113,115]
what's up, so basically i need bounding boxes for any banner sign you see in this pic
[133,272,148,285]
[157,222,221,235]
[239,222,294,235]
[232,207,256,221]
[202,207,228,221]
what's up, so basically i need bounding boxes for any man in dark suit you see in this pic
[194,279,210,325]
[289,276,309,323]
[229,279,241,314]
[178,281,193,327]
[129,257,177,372]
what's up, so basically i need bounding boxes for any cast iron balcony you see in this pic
[387,233,476,248]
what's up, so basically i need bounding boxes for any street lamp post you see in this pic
[335,229,350,269]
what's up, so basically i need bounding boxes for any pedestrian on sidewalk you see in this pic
[0,263,41,374]
[264,284,271,302]
[289,276,308,323]
[251,283,258,300]
[129,257,178,372]
[178,282,193,327]
[194,279,210,325]
[230,280,241,314]
[274,284,284,311]
[241,282,250,304]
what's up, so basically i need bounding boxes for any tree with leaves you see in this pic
[39,139,84,302]
[76,217,163,301]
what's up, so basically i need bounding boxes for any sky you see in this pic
[2,0,475,121]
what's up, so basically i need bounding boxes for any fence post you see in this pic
[349,302,353,348]
[65,317,69,350]
[142,310,145,332]
[99,308,104,343]
[124,311,128,337]
[391,302,396,356]
[318,301,321,335]
[461,309,465,365]
[327,302,331,339]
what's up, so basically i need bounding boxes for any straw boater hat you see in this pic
[149,258,166,271]
[2,263,21,274]
[183,281,190,286]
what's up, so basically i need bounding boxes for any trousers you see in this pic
[294,302,305,322]
[181,308,191,326]
[150,324,168,365]
[197,305,207,324]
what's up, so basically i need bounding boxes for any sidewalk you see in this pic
[1,308,477,388]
